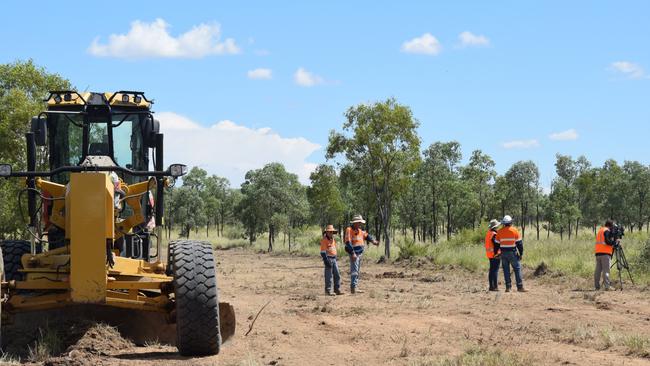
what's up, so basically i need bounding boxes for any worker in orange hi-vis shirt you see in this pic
[320,225,343,296]
[344,215,379,294]
[485,219,501,291]
[494,215,527,293]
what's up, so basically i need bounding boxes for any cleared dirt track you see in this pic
[44,248,650,365]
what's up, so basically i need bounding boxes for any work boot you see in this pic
[335,289,344,295]
[326,290,336,296]
[505,286,511,293]
[350,287,356,294]
[517,287,528,293]
[489,287,499,292]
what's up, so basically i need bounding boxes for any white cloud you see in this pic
[401,33,441,55]
[549,128,578,141]
[88,18,240,59]
[502,139,540,149]
[294,67,324,87]
[156,112,320,185]
[247,68,272,80]
[458,31,490,47]
[610,61,646,79]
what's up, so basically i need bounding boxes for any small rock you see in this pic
[281,330,289,335]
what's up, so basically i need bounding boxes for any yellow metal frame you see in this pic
[3,172,173,316]
[45,91,152,108]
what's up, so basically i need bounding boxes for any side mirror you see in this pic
[168,164,188,178]
[31,116,47,146]
[143,117,160,148]
[0,164,12,177]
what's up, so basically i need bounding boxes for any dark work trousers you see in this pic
[488,257,501,290]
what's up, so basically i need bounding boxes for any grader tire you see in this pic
[171,240,222,356]
[0,240,31,281]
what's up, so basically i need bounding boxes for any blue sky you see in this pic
[1,1,648,186]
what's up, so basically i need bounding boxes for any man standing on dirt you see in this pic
[485,219,501,291]
[494,215,527,292]
[321,225,343,296]
[594,219,618,290]
[345,215,379,294]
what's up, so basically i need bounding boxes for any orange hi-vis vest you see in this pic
[345,227,368,247]
[320,237,337,257]
[595,227,613,255]
[485,230,499,259]
[495,226,521,249]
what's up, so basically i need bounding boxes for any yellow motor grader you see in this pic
[0,91,235,356]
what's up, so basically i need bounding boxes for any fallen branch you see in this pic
[245,299,272,336]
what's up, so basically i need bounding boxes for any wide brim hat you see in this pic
[350,215,366,224]
[488,219,500,229]
[323,225,338,234]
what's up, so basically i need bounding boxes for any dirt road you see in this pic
[43,248,650,365]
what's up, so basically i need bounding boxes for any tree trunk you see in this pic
[535,201,540,240]
[432,198,438,243]
[446,202,452,241]
[568,222,572,240]
[268,225,274,252]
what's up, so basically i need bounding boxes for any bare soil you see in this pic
[34,249,650,365]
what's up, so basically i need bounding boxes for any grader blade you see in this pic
[2,302,236,350]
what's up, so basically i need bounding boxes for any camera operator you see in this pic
[594,219,620,290]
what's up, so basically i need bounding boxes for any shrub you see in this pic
[224,225,246,240]
[397,237,429,260]
[449,226,485,246]
[639,239,650,269]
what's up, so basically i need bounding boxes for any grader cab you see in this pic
[0,91,235,356]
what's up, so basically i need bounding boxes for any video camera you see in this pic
[611,224,625,241]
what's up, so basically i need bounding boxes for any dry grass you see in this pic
[27,324,64,362]
[411,347,532,366]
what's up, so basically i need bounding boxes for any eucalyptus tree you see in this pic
[504,161,540,239]
[327,98,421,258]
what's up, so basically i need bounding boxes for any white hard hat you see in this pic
[502,215,513,225]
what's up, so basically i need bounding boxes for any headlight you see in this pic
[168,164,188,178]
[0,164,12,177]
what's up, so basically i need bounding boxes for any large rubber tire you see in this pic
[170,240,222,356]
[0,240,31,282]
